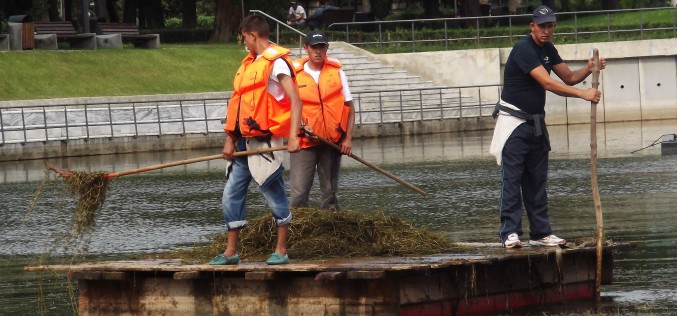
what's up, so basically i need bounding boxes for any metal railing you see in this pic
[0,98,228,145]
[352,84,501,124]
[0,85,503,145]
[328,7,677,52]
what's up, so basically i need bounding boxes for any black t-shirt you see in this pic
[501,34,563,114]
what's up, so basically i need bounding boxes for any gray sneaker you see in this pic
[529,234,566,247]
[503,233,522,249]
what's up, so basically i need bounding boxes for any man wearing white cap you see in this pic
[490,5,607,249]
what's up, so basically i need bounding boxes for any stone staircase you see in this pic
[290,43,484,124]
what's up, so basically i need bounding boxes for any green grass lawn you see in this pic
[0,43,245,101]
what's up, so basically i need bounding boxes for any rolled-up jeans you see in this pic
[222,156,292,230]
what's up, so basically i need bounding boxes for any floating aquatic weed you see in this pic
[166,208,462,263]
[62,170,110,236]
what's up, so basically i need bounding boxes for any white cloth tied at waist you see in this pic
[489,99,526,166]
[225,136,284,185]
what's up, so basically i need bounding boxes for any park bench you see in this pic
[0,33,8,51]
[34,21,96,50]
[99,23,160,49]
[322,8,355,30]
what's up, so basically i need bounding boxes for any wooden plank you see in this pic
[72,271,102,280]
[101,272,128,280]
[314,271,346,281]
[71,271,127,280]
[245,271,275,281]
[174,271,201,280]
[347,271,385,280]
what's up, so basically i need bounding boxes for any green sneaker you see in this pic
[208,253,240,265]
[265,252,289,265]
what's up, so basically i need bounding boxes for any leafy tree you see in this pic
[541,0,556,9]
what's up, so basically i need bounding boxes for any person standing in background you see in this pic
[290,30,355,211]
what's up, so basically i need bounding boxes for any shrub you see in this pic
[164,15,213,29]
[197,15,214,29]
[165,17,182,29]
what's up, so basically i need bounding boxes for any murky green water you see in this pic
[1,120,676,315]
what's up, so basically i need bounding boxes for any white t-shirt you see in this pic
[302,63,353,102]
[289,6,306,21]
[254,55,292,101]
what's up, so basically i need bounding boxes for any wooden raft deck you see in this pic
[26,243,633,316]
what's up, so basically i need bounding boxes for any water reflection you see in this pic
[0,119,675,314]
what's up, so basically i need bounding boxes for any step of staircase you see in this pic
[290,41,486,122]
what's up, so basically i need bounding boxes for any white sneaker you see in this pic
[529,234,566,247]
[503,233,522,249]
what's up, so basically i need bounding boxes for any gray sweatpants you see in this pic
[289,144,342,210]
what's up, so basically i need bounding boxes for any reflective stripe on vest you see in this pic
[293,56,348,148]
[224,45,293,139]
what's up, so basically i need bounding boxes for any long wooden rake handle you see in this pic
[301,128,427,196]
[590,48,604,301]
[104,146,287,179]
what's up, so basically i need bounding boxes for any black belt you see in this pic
[492,103,551,151]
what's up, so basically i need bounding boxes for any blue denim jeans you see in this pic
[222,154,292,230]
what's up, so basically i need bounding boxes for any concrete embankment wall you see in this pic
[365,38,677,125]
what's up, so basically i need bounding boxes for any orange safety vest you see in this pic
[293,56,350,148]
[225,45,294,139]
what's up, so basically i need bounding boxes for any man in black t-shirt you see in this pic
[490,5,606,249]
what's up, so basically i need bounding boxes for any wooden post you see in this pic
[590,48,604,301]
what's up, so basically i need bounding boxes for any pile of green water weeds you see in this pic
[166,208,459,263]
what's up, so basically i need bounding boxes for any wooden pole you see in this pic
[105,146,287,179]
[590,48,604,301]
[302,128,427,196]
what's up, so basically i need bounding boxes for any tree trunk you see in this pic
[182,0,197,28]
[210,0,235,42]
[462,0,481,17]
[423,0,440,19]
[48,0,59,20]
[122,0,138,24]
[372,0,392,20]
[461,0,481,27]
[507,0,520,14]
[602,0,620,10]
[92,0,108,21]
[361,0,371,13]
[106,0,119,22]
[64,0,73,21]
[138,0,163,28]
